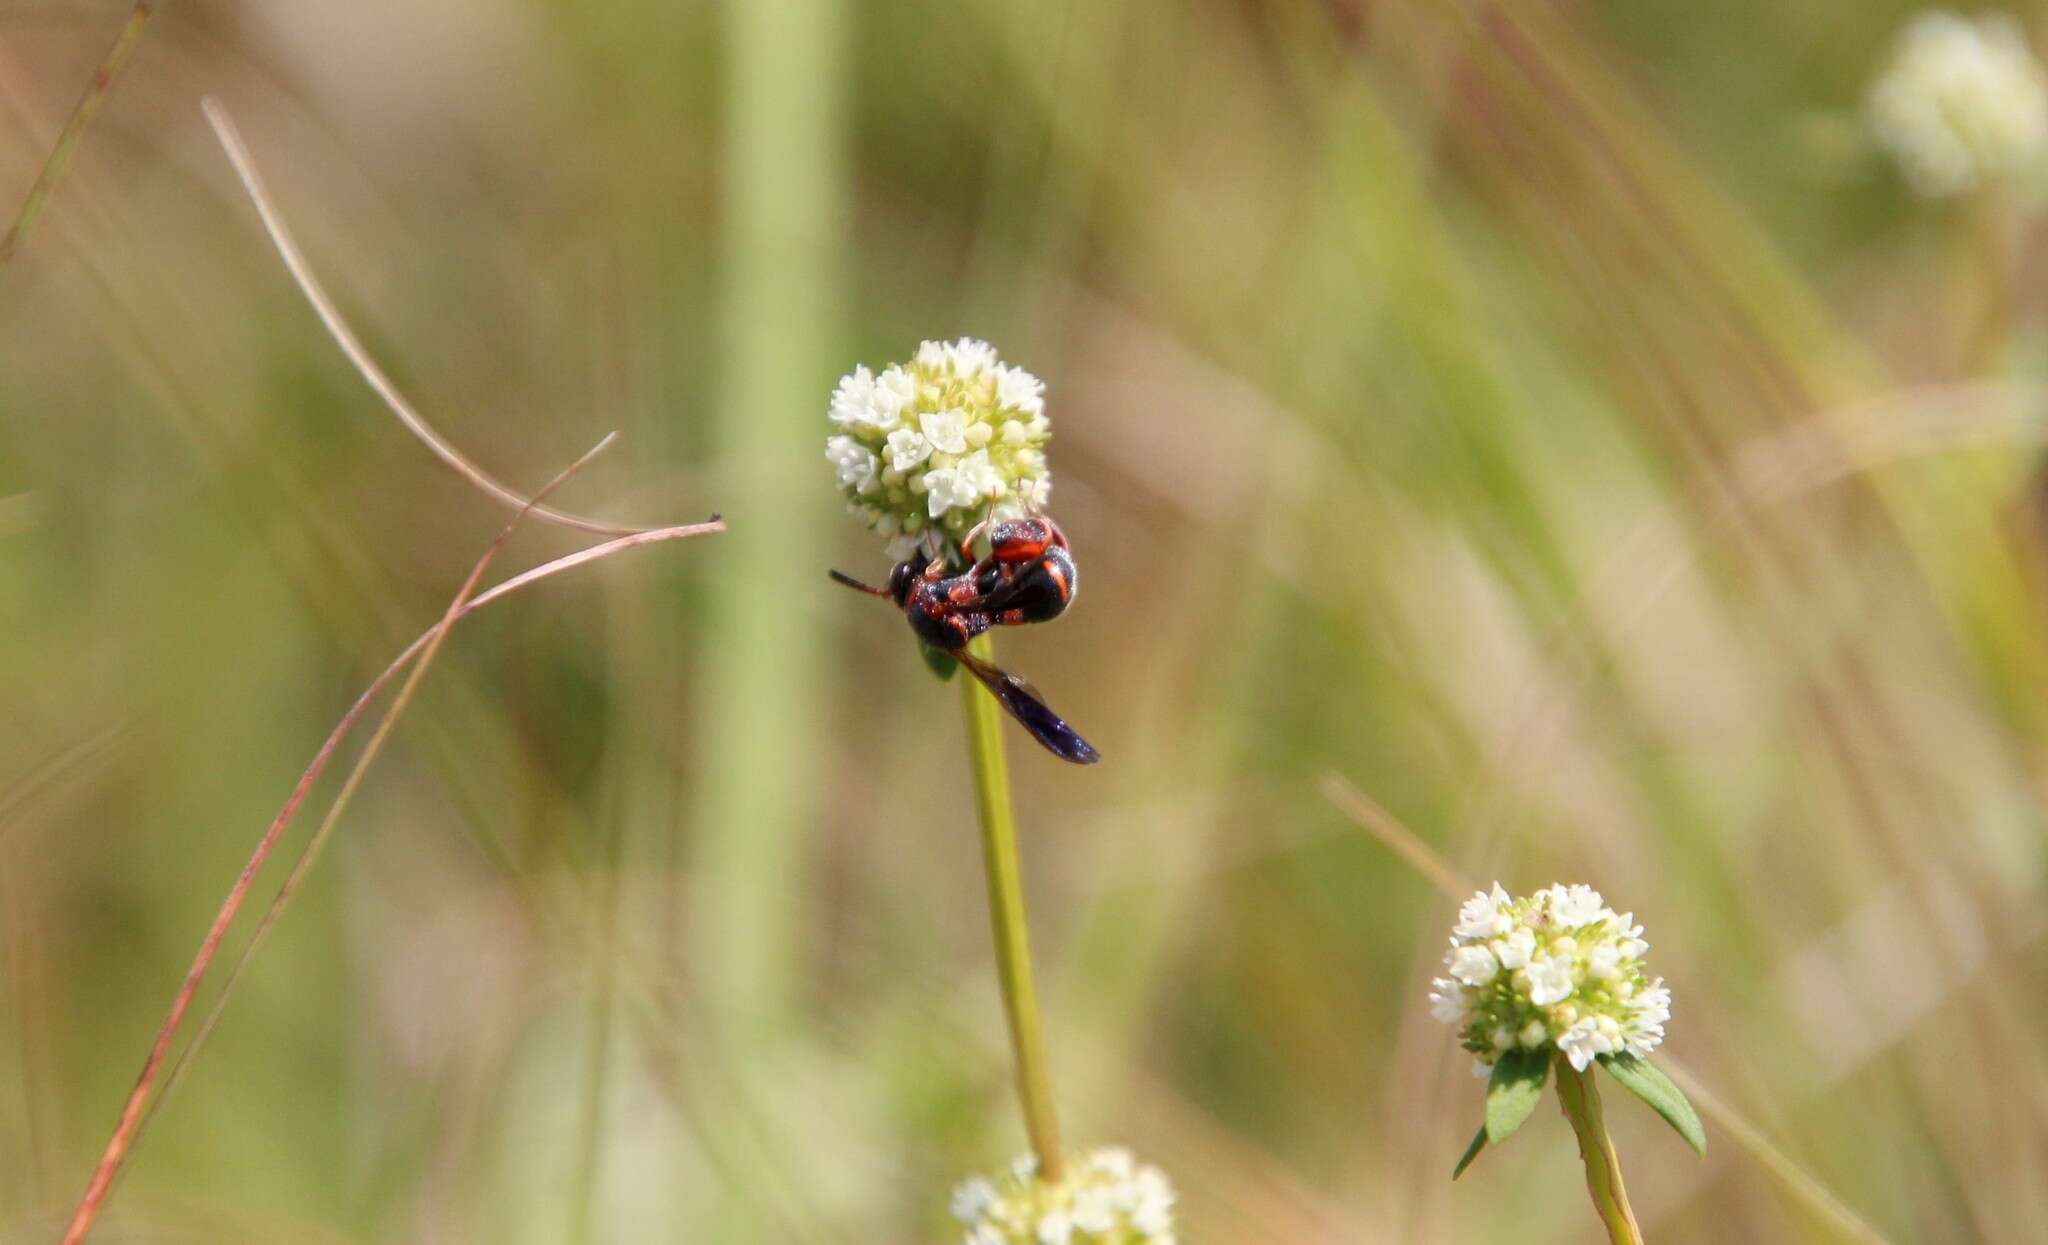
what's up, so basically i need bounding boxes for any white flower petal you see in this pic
[1449,944,1499,987]
[1525,954,1575,1007]
[921,409,970,455]
[886,427,932,471]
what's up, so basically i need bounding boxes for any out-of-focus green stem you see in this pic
[0,3,161,270]
[960,633,1064,1183]
[692,0,843,1028]
[1555,1055,1644,1245]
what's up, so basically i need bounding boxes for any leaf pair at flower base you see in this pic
[1451,1049,1547,1178]
[1599,1053,1707,1155]
[1452,1051,1705,1179]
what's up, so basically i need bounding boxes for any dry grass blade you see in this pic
[200,96,647,538]
[0,2,159,270]
[57,440,718,1245]
[1319,772,1894,1245]
[1318,774,1473,900]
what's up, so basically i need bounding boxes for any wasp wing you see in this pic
[955,649,1101,765]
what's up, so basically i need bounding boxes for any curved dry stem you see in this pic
[200,96,646,537]
[0,3,160,270]
[56,450,720,1244]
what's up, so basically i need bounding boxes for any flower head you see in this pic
[1429,883,1669,1073]
[826,339,1055,559]
[949,1148,1176,1245]
[1868,11,2048,198]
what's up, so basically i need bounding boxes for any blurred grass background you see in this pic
[4,1,2048,1241]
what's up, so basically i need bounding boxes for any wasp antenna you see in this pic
[828,568,891,597]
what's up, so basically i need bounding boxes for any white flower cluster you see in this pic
[1868,11,2048,198]
[826,338,1053,559]
[1429,884,1670,1075]
[950,1149,1176,1245]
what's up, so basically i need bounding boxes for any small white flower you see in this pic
[1558,1018,1615,1072]
[953,1177,999,1224]
[1524,954,1575,1006]
[948,337,1000,377]
[955,449,1003,498]
[921,409,970,455]
[1089,1148,1134,1181]
[877,363,917,409]
[824,436,878,493]
[1129,1170,1175,1235]
[1587,943,1623,981]
[1547,884,1607,929]
[1492,926,1536,970]
[827,366,875,427]
[1071,1187,1116,1234]
[884,532,923,561]
[997,365,1047,416]
[924,465,980,517]
[950,1149,1176,1245]
[1455,883,1514,940]
[886,427,932,472]
[1869,12,2048,198]
[1449,944,1500,987]
[1431,883,1672,1070]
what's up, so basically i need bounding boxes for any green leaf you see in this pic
[1451,1125,1487,1179]
[1484,1049,1549,1144]
[919,644,959,681]
[1599,1054,1706,1155]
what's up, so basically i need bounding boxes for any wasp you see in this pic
[829,516,1098,765]
[956,514,1078,626]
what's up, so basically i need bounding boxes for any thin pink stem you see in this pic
[201,97,653,538]
[57,492,721,1243]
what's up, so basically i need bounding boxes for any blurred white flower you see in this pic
[950,1147,1176,1245]
[826,340,1056,546]
[1429,883,1671,1073]
[1869,11,2048,197]
[954,1177,1000,1224]
[1429,977,1469,1024]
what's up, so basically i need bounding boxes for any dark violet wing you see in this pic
[956,650,1101,765]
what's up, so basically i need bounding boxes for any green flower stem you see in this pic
[1554,1055,1644,1245]
[960,632,1065,1184]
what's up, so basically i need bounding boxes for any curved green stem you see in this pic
[1555,1055,1644,1245]
[960,633,1064,1183]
